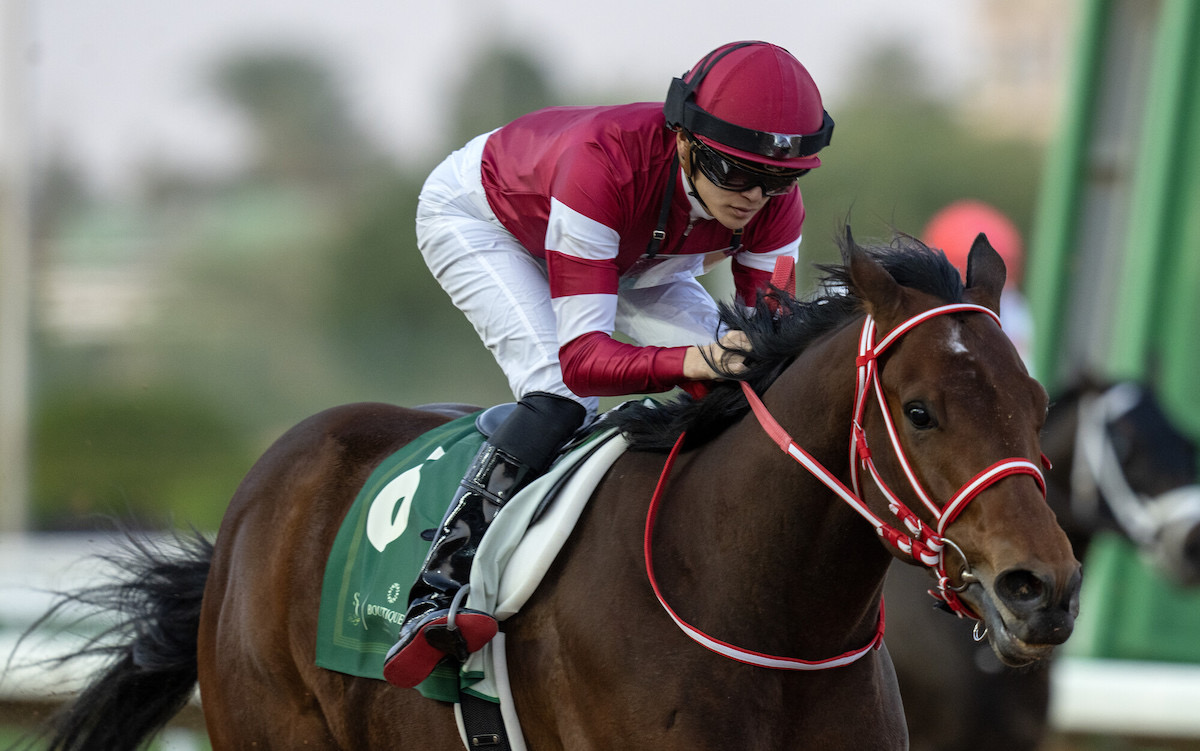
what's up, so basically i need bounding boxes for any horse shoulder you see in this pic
[503,449,666,746]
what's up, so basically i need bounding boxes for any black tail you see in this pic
[12,530,212,751]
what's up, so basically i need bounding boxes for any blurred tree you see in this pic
[315,42,559,407]
[29,49,393,531]
[794,43,1043,289]
[32,149,93,249]
[847,42,941,108]
[210,49,378,185]
[447,43,557,150]
[317,169,511,407]
[31,386,250,530]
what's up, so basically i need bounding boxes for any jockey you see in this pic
[383,40,834,688]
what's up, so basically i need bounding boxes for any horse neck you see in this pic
[654,327,892,656]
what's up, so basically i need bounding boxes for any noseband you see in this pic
[644,303,1046,671]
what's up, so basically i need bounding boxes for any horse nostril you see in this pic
[995,569,1047,607]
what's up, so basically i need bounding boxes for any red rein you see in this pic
[644,304,1046,670]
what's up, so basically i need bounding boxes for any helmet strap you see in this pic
[683,143,748,252]
[683,140,715,216]
[644,144,746,259]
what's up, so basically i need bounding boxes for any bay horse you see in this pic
[887,378,1200,751]
[19,228,1080,750]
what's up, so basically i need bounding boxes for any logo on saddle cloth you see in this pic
[316,411,623,701]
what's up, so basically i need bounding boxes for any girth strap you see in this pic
[459,691,513,750]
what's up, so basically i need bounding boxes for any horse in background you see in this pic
[887,378,1200,751]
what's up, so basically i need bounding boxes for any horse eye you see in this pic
[905,402,937,430]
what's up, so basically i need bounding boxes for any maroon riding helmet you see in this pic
[664,41,834,170]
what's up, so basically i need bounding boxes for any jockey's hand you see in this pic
[683,330,752,381]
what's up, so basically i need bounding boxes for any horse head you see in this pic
[1042,378,1200,585]
[844,228,1081,667]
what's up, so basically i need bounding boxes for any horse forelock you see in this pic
[607,235,966,452]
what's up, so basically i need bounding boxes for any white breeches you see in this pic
[416,134,721,416]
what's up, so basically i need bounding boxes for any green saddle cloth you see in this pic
[316,406,628,704]
[315,411,486,695]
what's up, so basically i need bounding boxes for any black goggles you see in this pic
[689,139,809,196]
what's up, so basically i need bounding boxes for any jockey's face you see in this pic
[676,131,780,231]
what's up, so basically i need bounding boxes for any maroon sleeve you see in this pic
[731,264,775,306]
[559,331,690,397]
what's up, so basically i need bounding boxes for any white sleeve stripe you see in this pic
[734,236,802,272]
[546,198,621,261]
[553,293,617,346]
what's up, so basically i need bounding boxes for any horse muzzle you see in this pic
[955,563,1082,667]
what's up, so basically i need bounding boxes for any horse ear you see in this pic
[844,226,902,321]
[963,232,1006,314]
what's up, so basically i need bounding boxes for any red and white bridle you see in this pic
[645,302,1047,670]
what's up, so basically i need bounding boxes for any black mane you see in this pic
[601,231,964,451]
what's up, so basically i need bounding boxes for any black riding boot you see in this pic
[383,392,586,688]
